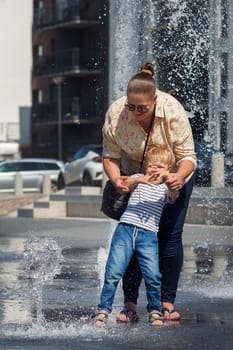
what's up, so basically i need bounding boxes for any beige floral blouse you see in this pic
[102,89,197,175]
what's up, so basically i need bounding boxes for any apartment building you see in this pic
[30,0,109,160]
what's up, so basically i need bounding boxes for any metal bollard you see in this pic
[211,152,225,188]
[42,174,51,195]
[15,172,23,196]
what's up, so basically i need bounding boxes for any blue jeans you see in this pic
[123,174,195,304]
[98,223,161,313]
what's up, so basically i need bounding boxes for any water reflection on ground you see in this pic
[181,244,233,298]
[0,218,233,350]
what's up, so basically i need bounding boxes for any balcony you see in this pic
[33,4,100,31]
[32,98,101,125]
[33,48,101,78]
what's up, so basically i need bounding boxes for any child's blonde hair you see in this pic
[145,145,175,169]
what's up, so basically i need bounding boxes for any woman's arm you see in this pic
[166,159,195,191]
[163,97,196,187]
[177,159,195,181]
[103,157,121,183]
[103,157,128,193]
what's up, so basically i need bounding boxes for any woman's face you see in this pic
[125,92,156,122]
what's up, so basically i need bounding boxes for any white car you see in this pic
[64,144,103,186]
[0,158,65,193]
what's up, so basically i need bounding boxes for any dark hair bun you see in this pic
[140,63,154,77]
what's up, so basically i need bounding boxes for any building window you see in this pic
[34,0,45,26]
[221,0,228,37]
[34,0,44,17]
[220,112,227,153]
[38,90,43,103]
[33,44,43,59]
[33,89,43,104]
[220,53,228,98]
[34,0,44,10]
[50,38,56,54]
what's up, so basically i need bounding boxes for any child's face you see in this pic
[146,160,170,176]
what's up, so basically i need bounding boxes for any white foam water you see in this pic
[22,237,64,325]
[96,219,117,286]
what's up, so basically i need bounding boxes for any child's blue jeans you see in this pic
[122,175,195,305]
[98,223,161,313]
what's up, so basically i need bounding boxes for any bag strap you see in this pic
[139,105,156,172]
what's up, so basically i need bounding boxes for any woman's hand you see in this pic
[114,176,130,194]
[165,173,185,191]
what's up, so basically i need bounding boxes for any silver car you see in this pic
[0,158,65,193]
[64,144,103,186]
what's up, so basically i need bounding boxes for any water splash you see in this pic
[1,321,105,340]
[96,220,117,286]
[96,246,108,287]
[181,243,233,298]
[109,0,156,101]
[153,0,209,118]
[22,237,64,326]
[109,0,210,140]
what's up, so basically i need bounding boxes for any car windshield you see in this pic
[0,160,62,172]
[71,145,102,160]
[0,162,18,172]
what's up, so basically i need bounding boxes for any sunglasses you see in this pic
[124,103,150,113]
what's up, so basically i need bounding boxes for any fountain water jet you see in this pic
[22,237,64,326]
[109,0,156,102]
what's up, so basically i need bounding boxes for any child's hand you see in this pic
[159,170,170,182]
[136,174,154,185]
[115,176,130,193]
[148,170,169,184]
[121,176,134,191]
[122,175,153,191]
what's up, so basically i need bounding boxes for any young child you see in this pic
[95,145,179,326]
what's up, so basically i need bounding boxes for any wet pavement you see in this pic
[0,217,233,350]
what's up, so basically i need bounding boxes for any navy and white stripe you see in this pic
[120,174,173,232]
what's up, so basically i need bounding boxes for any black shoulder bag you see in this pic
[101,111,155,221]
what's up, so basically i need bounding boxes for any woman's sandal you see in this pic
[116,309,139,323]
[162,307,181,321]
[148,310,164,326]
[94,310,108,327]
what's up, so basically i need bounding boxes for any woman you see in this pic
[102,62,196,322]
